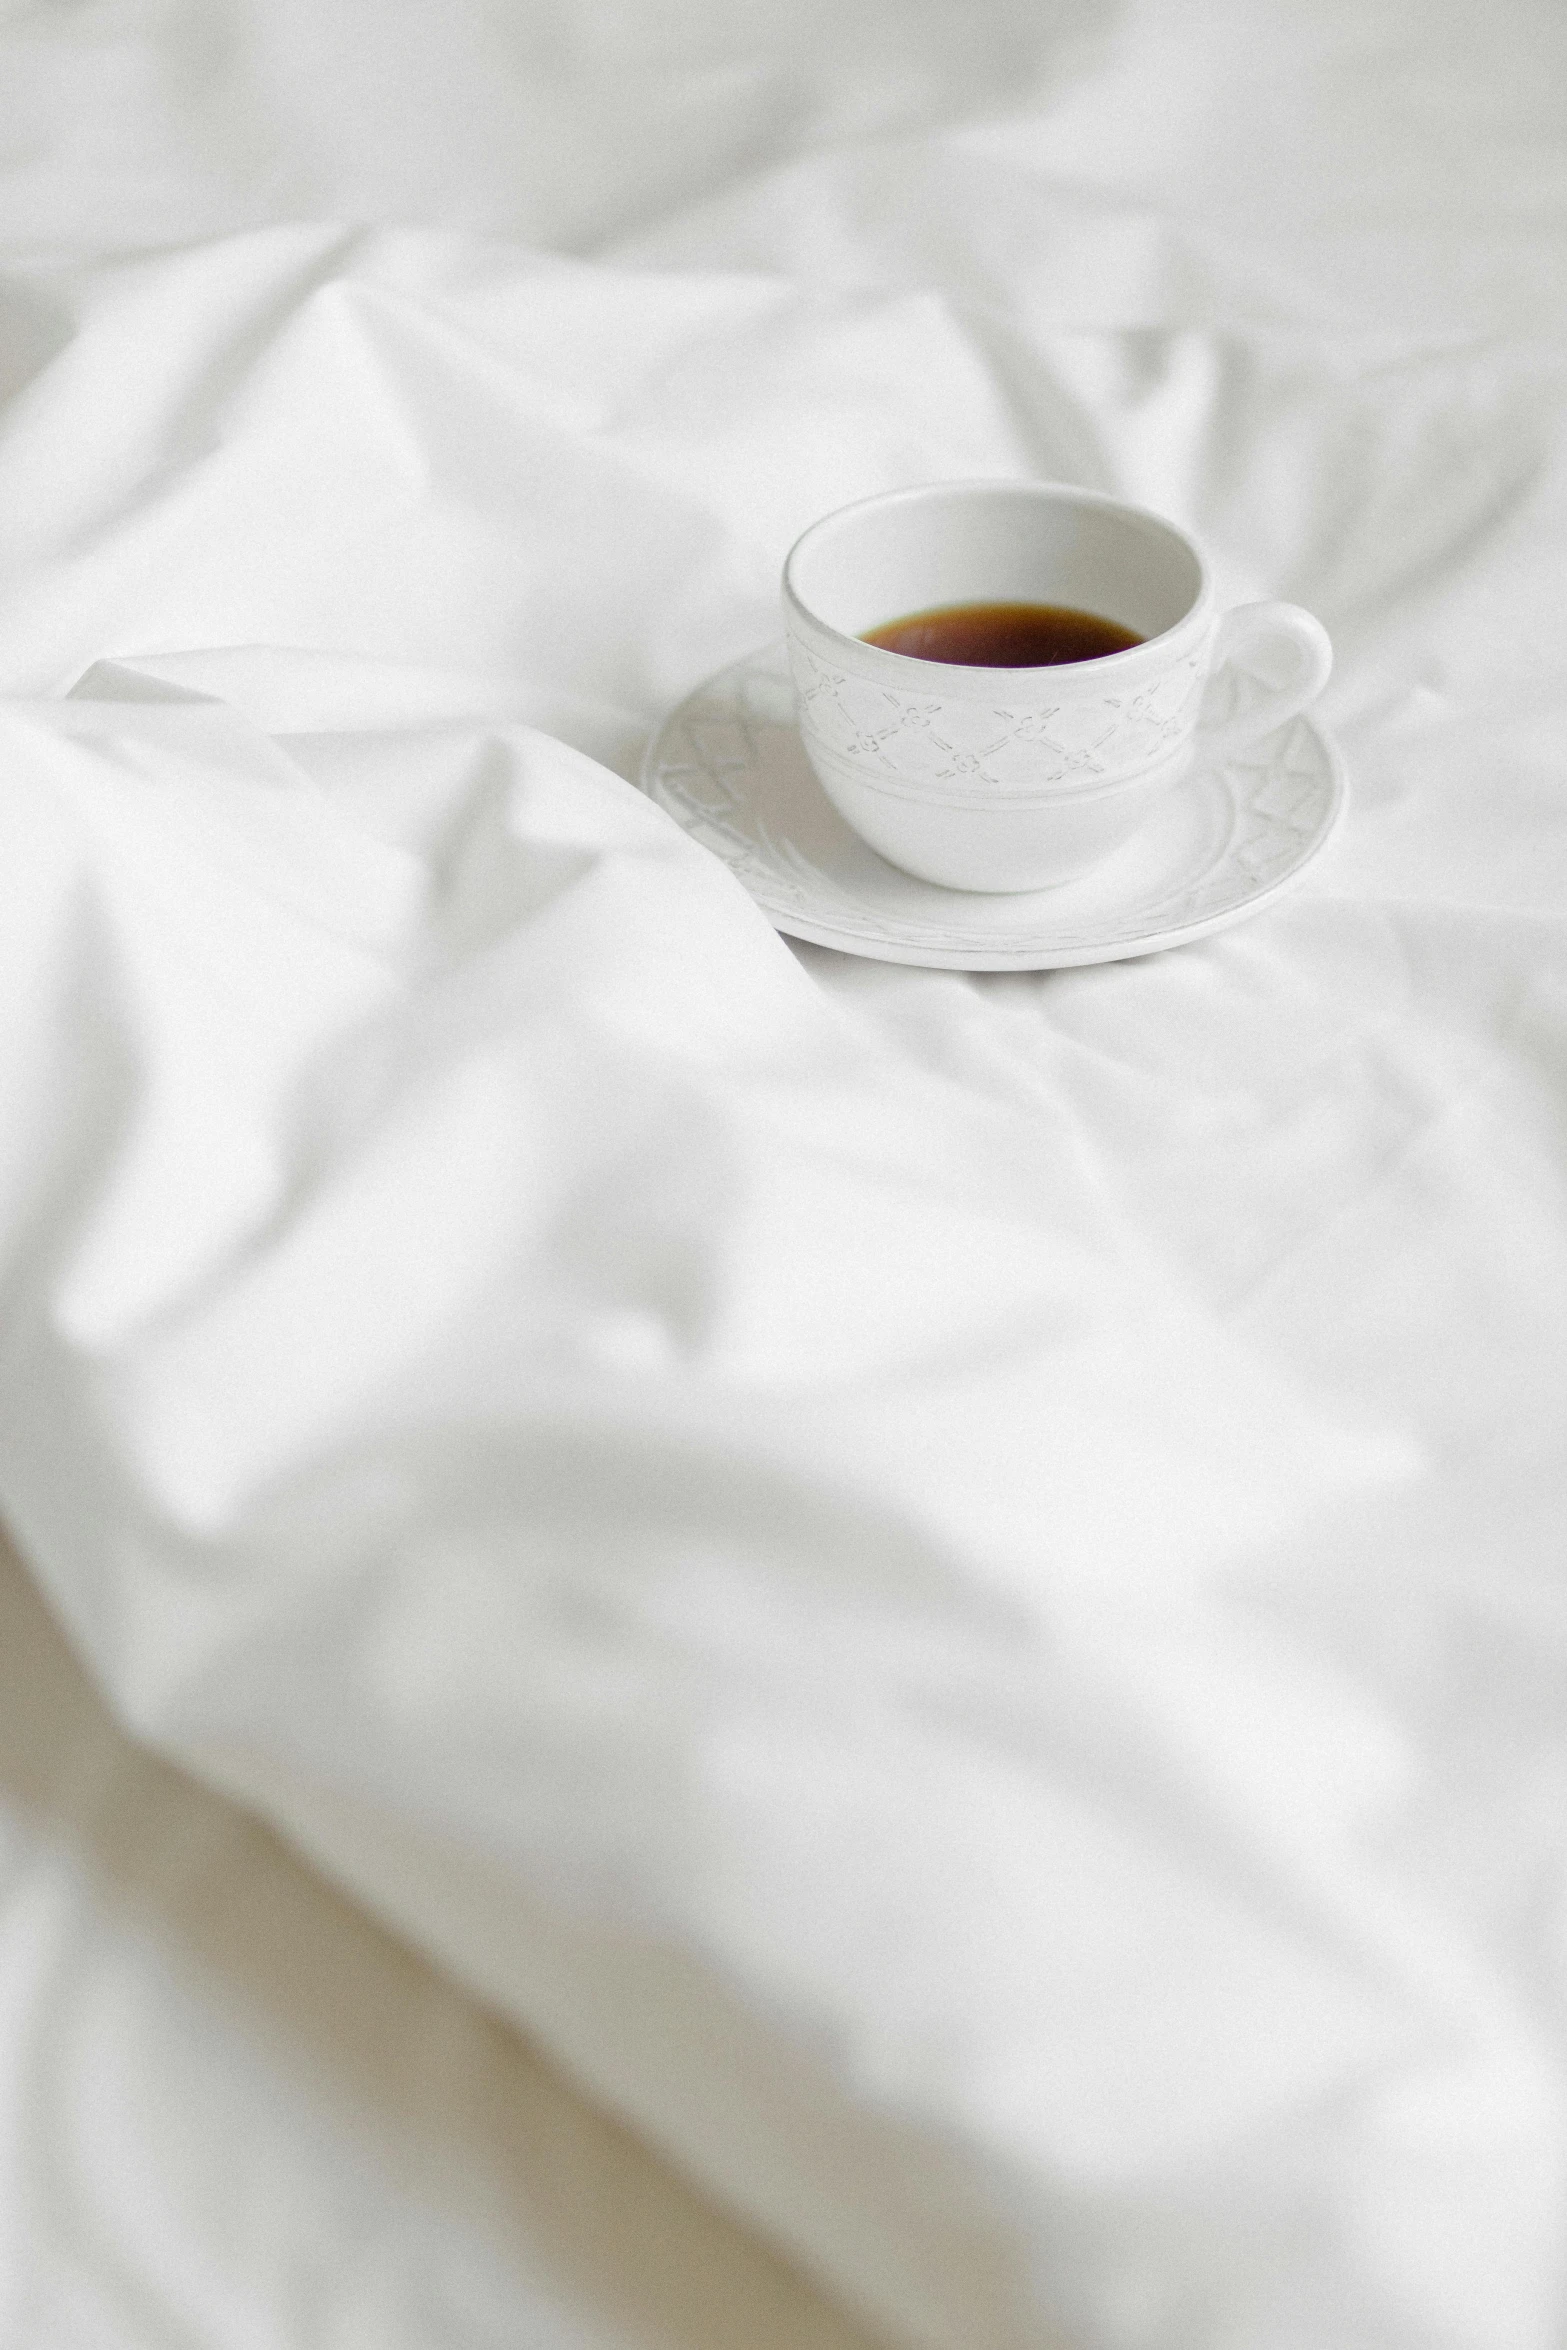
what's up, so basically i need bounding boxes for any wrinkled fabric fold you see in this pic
[3,667,1557,2350]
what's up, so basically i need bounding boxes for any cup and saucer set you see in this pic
[641,482,1345,971]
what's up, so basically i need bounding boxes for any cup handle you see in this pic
[1195,601,1333,767]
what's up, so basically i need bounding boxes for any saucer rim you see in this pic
[641,644,1347,972]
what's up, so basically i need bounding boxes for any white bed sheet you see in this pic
[1,5,1565,2348]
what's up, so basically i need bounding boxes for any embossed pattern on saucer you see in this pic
[641,643,1346,971]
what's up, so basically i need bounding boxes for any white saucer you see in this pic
[641,643,1346,971]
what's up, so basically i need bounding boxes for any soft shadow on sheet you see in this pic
[0,1525,883,2350]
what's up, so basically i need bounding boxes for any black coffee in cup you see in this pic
[862,600,1143,667]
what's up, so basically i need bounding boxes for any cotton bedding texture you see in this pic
[2,4,1565,2347]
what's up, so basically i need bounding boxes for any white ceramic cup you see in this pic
[782,480,1333,892]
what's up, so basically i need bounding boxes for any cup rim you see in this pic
[782,478,1215,685]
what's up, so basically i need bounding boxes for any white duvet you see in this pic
[1,6,1565,2349]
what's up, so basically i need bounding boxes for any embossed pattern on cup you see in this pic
[788,638,1209,798]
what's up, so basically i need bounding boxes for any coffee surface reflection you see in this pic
[862,600,1144,668]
